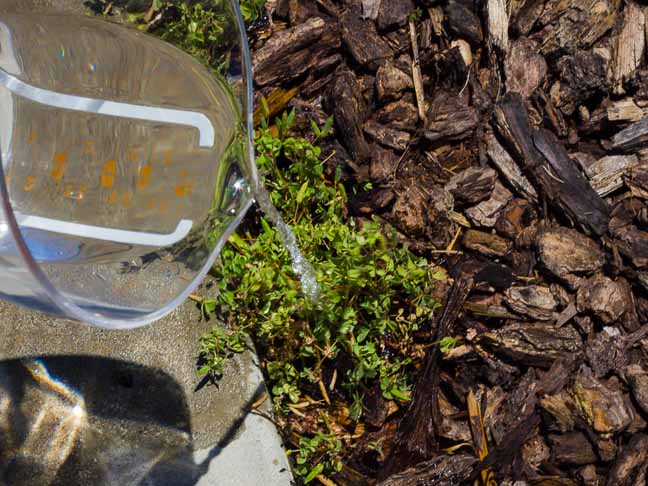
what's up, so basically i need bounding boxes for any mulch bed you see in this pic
[250,0,648,484]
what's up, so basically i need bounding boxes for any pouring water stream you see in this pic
[253,186,320,302]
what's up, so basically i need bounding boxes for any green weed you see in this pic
[158,3,234,67]
[127,1,265,68]
[288,431,343,483]
[199,107,443,478]
[239,0,266,22]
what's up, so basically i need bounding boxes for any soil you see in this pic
[247,0,648,485]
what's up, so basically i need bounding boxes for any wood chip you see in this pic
[608,98,645,122]
[504,38,547,98]
[326,70,370,162]
[463,229,512,257]
[582,154,639,196]
[570,366,633,435]
[613,1,646,94]
[486,134,538,203]
[494,93,610,235]
[576,275,633,324]
[364,120,411,152]
[465,181,513,227]
[504,285,558,321]
[549,432,598,466]
[376,62,414,101]
[487,0,509,53]
[478,322,583,368]
[607,434,648,485]
[537,227,606,279]
[445,167,498,206]
[341,7,392,70]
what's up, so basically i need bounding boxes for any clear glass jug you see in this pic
[0,1,257,329]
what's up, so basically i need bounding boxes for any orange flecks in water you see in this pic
[23,176,36,192]
[137,165,152,190]
[108,190,131,207]
[120,192,132,207]
[101,160,116,188]
[85,141,96,158]
[147,197,169,214]
[129,146,143,162]
[51,152,68,181]
[108,190,118,205]
[175,170,193,197]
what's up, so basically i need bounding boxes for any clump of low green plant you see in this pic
[199,106,443,478]
[239,0,266,22]
[288,431,343,483]
[127,1,265,67]
[158,3,234,66]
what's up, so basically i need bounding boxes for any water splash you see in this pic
[254,187,320,301]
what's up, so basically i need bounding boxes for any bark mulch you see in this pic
[250,0,648,484]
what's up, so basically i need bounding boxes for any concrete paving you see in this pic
[0,280,294,486]
[0,1,294,485]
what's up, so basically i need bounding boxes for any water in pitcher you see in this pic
[0,10,255,319]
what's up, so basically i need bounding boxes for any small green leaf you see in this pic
[296,182,309,204]
[304,463,324,483]
[310,120,321,137]
[390,388,411,402]
[261,97,270,120]
[321,116,334,138]
[286,108,296,129]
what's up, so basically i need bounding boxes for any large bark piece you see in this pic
[253,17,335,87]
[494,93,610,235]
[385,276,475,475]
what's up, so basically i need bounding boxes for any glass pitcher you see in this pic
[0,1,258,329]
